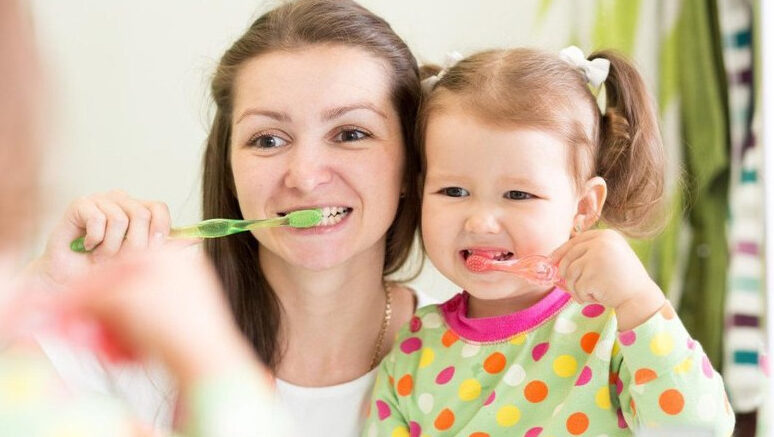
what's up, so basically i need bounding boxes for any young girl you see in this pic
[364,47,735,436]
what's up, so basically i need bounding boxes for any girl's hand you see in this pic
[550,229,665,331]
[27,190,173,291]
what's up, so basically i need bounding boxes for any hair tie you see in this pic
[559,45,610,88]
[421,51,464,92]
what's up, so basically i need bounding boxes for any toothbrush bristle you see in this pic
[466,255,491,272]
[287,209,323,228]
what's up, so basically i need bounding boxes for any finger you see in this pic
[91,200,129,258]
[68,197,108,251]
[143,201,171,248]
[121,197,153,250]
[556,243,589,283]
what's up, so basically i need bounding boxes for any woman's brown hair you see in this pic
[418,48,666,238]
[203,0,422,370]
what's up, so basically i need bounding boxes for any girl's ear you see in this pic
[573,176,607,233]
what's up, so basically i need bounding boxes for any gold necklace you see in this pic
[369,281,392,370]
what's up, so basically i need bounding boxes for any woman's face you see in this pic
[229,45,405,272]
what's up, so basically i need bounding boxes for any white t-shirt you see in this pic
[39,288,437,436]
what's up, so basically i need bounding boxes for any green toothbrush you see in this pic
[69,208,323,253]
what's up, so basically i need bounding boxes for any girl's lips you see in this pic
[460,248,514,261]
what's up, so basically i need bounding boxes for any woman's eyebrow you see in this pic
[321,103,387,121]
[235,109,291,124]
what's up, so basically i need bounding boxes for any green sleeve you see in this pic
[362,341,410,436]
[612,303,735,436]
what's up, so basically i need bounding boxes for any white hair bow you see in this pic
[559,45,610,88]
[421,51,464,92]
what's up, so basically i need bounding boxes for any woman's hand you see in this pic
[550,229,666,331]
[27,190,172,290]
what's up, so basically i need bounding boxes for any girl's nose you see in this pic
[283,144,333,192]
[464,209,502,234]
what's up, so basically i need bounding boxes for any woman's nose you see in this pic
[283,144,333,192]
[464,209,502,234]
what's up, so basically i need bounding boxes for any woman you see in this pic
[28,1,426,435]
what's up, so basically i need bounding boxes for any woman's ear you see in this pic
[573,176,607,233]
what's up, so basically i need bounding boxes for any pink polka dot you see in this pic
[615,375,623,395]
[761,353,770,377]
[436,366,455,385]
[376,400,391,420]
[617,408,628,428]
[400,337,422,354]
[524,427,543,437]
[409,316,422,333]
[484,390,496,406]
[702,355,714,378]
[687,338,697,350]
[618,330,636,346]
[409,421,422,437]
[532,342,550,361]
[575,366,592,386]
[581,304,605,318]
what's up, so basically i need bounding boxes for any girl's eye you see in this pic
[504,190,533,200]
[248,134,289,149]
[334,128,370,142]
[439,187,469,197]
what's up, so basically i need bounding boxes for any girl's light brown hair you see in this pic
[203,0,422,370]
[419,48,666,238]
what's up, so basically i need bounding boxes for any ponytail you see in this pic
[591,50,667,238]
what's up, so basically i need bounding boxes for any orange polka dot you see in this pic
[660,303,676,320]
[397,374,413,397]
[630,398,637,416]
[435,408,455,430]
[469,433,489,437]
[634,368,657,385]
[659,389,684,415]
[580,332,600,353]
[524,380,548,403]
[566,412,589,435]
[442,330,459,347]
[484,352,507,374]
[609,372,618,384]
[388,376,394,387]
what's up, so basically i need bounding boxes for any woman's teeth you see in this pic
[318,206,350,226]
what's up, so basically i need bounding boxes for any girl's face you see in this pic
[422,103,589,305]
[229,45,405,272]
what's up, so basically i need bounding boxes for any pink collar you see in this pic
[439,288,571,342]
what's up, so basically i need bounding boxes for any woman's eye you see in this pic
[504,190,533,200]
[248,134,288,149]
[439,187,469,197]
[334,128,370,142]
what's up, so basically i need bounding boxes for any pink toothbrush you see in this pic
[465,254,562,287]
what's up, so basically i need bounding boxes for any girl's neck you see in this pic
[259,245,389,386]
[467,285,554,319]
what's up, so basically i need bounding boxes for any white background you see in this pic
[28,0,579,299]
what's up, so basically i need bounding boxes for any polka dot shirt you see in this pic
[364,287,735,436]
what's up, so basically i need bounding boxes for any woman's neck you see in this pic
[260,246,389,387]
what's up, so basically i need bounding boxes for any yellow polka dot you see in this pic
[510,333,527,345]
[595,386,611,409]
[391,426,409,437]
[419,348,435,369]
[612,340,621,357]
[674,357,694,374]
[553,355,578,378]
[496,405,521,427]
[459,378,482,401]
[650,332,674,356]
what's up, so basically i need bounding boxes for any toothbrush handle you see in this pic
[70,216,291,253]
